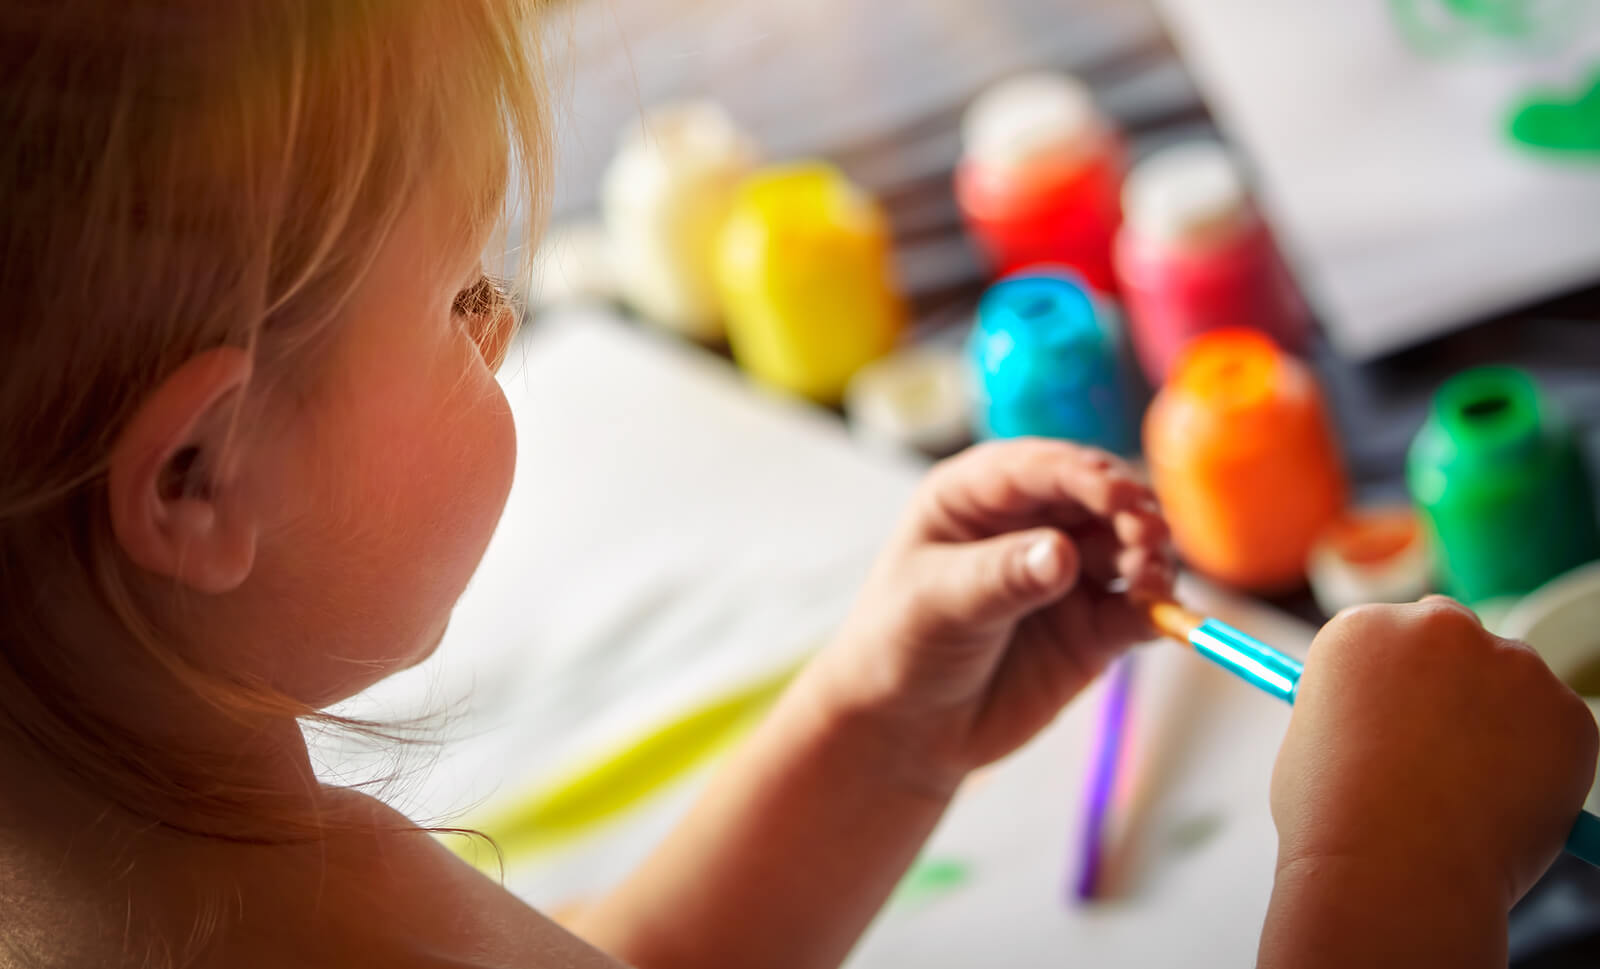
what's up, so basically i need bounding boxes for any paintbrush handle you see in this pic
[1184,615,1600,869]
[1190,619,1304,704]
[1072,655,1136,901]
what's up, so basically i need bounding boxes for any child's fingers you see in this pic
[1025,535,1168,665]
[1087,590,1159,647]
[1070,524,1125,585]
[1036,587,1155,668]
[1118,544,1175,600]
[914,527,1080,629]
[920,439,1152,541]
[1061,520,1171,593]
[1112,503,1169,550]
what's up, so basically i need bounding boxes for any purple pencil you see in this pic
[1071,653,1136,902]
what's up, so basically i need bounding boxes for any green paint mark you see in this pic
[1508,72,1600,157]
[892,857,973,909]
[450,662,803,868]
[1164,812,1226,855]
[1441,0,1564,35]
[1390,0,1586,57]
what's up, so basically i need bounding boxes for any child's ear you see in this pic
[108,347,259,594]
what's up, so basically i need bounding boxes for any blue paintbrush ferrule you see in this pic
[1190,619,1305,705]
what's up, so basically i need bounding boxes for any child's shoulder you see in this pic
[208,788,626,969]
[4,776,622,969]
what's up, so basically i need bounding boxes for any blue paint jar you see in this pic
[967,270,1135,454]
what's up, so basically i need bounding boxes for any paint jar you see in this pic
[1114,142,1310,384]
[967,270,1134,455]
[715,162,905,403]
[602,101,758,342]
[1144,329,1347,592]
[1307,506,1432,616]
[955,73,1124,293]
[1407,367,1600,605]
[844,347,972,459]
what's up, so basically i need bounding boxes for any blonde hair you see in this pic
[0,0,551,838]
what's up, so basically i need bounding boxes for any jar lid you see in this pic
[1122,142,1254,252]
[728,162,882,249]
[961,73,1111,171]
[1169,328,1283,414]
[1430,366,1547,464]
[1307,506,1432,615]
[973,272,1112,394]
[603,100,758,204]
[845,347,972,458]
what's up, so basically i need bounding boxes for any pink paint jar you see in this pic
[955,73,1124,293]
[1114,142,1309,384]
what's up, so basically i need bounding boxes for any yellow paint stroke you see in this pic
[451,661,804,868]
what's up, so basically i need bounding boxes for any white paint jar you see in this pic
[601,101,758,341]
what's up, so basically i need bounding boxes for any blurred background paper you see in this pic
[1154,0,1600,358]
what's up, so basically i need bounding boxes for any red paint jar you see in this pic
[1114,143,1309,384]
[955,74,1124,293]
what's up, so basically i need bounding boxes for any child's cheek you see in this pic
[465,371,517,550]
[279,343,515,693]
[388,362,514,596]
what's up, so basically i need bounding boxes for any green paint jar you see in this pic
[1407,367,1600,604]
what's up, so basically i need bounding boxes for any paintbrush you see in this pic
[1145,601,1600,867]
[1071,653,1136,902]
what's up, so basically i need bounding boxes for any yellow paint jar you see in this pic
[715,163,905,403]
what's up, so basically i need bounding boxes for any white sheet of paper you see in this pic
[321,311,1310,965]
[1154,0,1600,358]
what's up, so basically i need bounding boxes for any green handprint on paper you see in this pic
[1391,0,1588,57]
[1507,72,1600,157]
[1394,0,1600,160]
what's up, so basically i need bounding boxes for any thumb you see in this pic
[917,528,1080,631]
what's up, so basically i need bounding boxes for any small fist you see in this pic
[1272,597,1598,904]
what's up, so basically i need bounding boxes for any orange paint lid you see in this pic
[1320,509,1421,568]
[1170,328,1280,413]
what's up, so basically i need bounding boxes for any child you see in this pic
[0,2,1592,967]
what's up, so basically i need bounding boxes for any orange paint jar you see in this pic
[1144,329,1347,593]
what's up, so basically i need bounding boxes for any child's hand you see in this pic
[1272,598,1598,905]
[806,439,1173,795]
